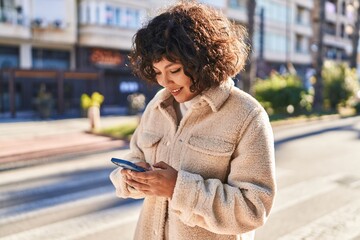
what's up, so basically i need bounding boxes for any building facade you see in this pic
[0,0,160,118]
[0,0,358,118]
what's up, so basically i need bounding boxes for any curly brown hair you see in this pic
[129,1,249,92]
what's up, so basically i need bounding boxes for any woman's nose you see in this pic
[158,74,172,86]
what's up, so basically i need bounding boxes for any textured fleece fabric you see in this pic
[110,79,276,240]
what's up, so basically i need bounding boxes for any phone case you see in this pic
[111,158,147,172]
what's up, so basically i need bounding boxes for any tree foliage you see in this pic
[254,73,312,115]
[322,62,359,110]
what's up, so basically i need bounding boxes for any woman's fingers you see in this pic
[135,161,152,171]
[153,161,168,169]
[121,162,178,197]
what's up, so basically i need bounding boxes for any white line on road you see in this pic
[0,186,114,225]
[0,201,143,240]
[278,199,360,240]
[0,149,129,186]
[272,174,344,213]
[0,171,110,203]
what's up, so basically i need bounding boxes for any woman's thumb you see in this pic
[153,161,168,169]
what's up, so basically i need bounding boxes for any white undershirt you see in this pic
[177,95,201,120]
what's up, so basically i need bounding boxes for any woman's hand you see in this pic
[122,161,178,198]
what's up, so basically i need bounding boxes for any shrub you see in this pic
[322,62,359,111]
[254,72,312,115]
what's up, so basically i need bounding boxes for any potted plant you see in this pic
[34,84,54,119]
[81,92,104,131]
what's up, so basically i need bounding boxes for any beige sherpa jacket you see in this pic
[110,79,276,240]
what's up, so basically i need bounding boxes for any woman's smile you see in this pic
[153,59,198,103]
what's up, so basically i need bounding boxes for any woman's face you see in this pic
[153,58,198,103]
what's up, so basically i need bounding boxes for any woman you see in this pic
[110,2,276,240]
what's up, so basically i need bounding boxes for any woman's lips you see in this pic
[170,87,183,96]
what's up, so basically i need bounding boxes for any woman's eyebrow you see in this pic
[153,63,181,70]
[164,63,180,69]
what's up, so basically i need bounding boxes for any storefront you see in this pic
[0,45,19,115]
[0,46,102,118]
[0,45,158,118]
[77,47,159,115]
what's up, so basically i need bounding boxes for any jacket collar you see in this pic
[153,78,234,112]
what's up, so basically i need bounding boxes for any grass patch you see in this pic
[98,121,138,140]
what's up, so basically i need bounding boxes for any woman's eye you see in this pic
[155,72,161,75]
[170,68,181,74]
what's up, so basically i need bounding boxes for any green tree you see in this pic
[254,73,312,115]
[322,62,359,110]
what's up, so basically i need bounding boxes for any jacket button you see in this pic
[166,141,170,146]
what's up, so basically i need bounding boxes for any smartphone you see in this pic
[110,158,147,172]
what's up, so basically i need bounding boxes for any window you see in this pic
[79,3,143,29]
[106,5,113,25]
[341,1,346,15]
[296,6,305,24]
[114,8,120,26]
[295,35,308,53]
[257,0,289,24]
[32,48,70,70]
[32,0,66,24]
[229,0,246,9]
[325,1,337,14]
[265,32,287,53]
[0,0,23,24]
[340,23,345,38]
[0,46,19,68]
[96,5,100,24]
[86,4,90,23]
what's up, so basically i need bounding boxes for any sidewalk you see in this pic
[0,116,137,169]
[1,113,358,170]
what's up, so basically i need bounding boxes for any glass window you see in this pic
[86,4,90,23]
[32,0,65,23]
[325,2,336,14]
[95,4,100,24]
[126,8,141,29]
[115,7,121,26]
[32,48,70,70]
[106,5,113,25]
[0,46,19,68]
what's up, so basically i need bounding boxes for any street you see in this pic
[1,116,360,240]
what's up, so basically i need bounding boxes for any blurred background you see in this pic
[1,0,360,240]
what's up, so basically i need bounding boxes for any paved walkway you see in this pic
[0,113,354,169]
[0,116,138,168]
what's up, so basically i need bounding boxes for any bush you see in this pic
[254,72,312,115]
[322,62,359,111]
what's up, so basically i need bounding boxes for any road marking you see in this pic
[272,174,344,213]
[278,199,360,240]
[0,149,129,186]
[0,201,143,240]
[0,171,110,203]
[0,186,114,224]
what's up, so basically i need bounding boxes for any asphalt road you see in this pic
[1,115,360,240]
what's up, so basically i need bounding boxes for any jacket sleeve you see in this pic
[109,120,147,199]
[169,108,276,235]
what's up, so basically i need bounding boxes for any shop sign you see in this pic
[90,48,124,67]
